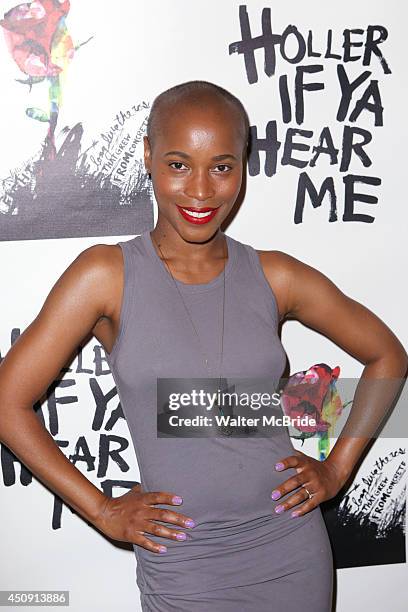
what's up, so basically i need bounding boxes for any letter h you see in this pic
[229,5,281,84]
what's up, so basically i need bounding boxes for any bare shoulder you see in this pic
[255,248,298,322]
[72,242,124,319]
[74,242,122,273]
[0,243,125,405]
[255,248,331,322]
[255,247,408,367]
[256,248,319,281]
[42,241,125,355]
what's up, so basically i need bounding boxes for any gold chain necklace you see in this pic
[151,231,233,436]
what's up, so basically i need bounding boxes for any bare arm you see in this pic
[0,244,120,523]
[259,249,408,482]
[0,244,195,551]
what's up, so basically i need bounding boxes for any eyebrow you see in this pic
[163,151,238,162]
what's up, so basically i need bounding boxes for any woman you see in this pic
[0,80,406,611]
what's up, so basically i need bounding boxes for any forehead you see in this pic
[153,98,243,151]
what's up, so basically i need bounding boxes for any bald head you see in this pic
[146,80,250,152]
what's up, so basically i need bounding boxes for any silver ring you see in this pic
[302,485,314,499]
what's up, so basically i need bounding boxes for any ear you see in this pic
[143,136,152,174]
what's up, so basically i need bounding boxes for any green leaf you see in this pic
[16,76,45,90]
[26,107,50,122]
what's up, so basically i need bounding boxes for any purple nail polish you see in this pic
[185,519,195,528]
[275,505,285,514]
[176,532,187,540]
[158,545,167,553]
[275,462,284,471]
[271,490,281,500]
[172,496,183,504]
[291,510,301,518]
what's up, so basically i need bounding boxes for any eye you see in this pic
[213,164,232,173]
[169,162,188,171]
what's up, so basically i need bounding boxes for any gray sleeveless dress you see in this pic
[105,229,334,611]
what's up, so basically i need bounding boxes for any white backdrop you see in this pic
[0,1,407,610]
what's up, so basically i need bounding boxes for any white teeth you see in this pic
[181,208,213,218]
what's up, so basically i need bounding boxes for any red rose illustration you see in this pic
[281,363,341,433]
[0,0,72,77]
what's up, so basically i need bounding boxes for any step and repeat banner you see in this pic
[0,1,406,611]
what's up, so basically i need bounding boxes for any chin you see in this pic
[179,226,220,243]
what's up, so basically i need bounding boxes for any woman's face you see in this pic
[144,100,245,241]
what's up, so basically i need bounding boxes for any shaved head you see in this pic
[146,80,250,152]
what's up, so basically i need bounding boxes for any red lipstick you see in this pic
[176,205,220,225]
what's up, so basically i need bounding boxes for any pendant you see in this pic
[214,382,235,436]
[216,405,234,436]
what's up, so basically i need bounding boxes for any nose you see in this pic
[184,168,215,202]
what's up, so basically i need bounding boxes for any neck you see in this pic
[150,219,227,266]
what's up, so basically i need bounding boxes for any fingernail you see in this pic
[275,505,285,514]
[158,545,167,553]
[275,462,284,471]
[172,496,183,504]
[291,510,301,518]
[185,519,195,528]
[176,532,187,540]
[271,490,281,500]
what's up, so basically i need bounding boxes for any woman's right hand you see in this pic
[94,484,196,553]
[0,245,194,556]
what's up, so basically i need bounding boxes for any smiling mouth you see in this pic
[176,205,220,222]
[181,209,214,218]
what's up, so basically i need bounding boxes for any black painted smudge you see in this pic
[0,122,153,241]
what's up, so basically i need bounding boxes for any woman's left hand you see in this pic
[270,449,347,518]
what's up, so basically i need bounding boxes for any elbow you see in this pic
[368,344,408,378]
[390,338,408,376]
[397,349,408,377]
